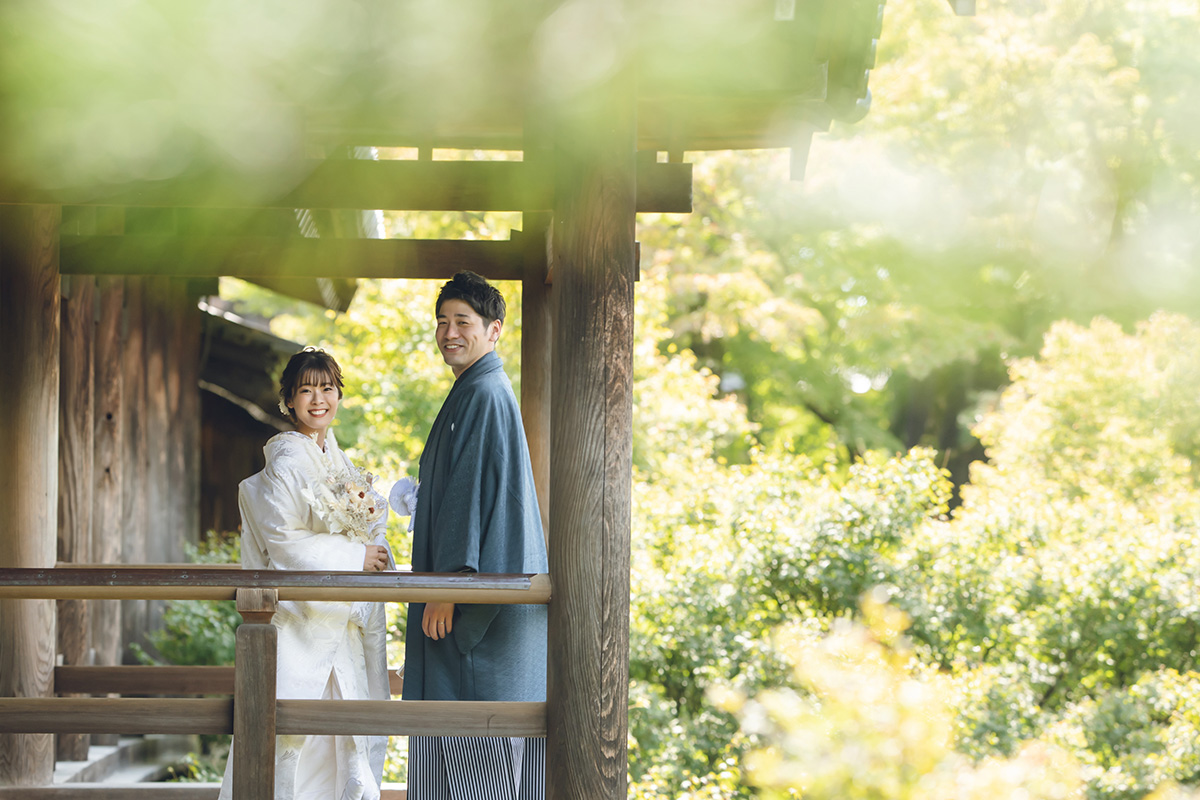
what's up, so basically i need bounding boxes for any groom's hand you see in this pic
[423,602,455,640]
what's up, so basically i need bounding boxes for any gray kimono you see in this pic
[403,350,548,703]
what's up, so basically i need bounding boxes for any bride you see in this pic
[219,347,393,800]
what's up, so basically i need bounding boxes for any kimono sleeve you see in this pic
[239,454,366,572]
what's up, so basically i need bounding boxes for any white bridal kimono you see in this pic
[219,430,392,800]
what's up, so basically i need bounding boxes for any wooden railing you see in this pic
[0,567,552,799]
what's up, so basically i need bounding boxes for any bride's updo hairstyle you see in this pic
[278,347,344,421]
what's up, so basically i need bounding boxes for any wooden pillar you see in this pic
[0,205,61,786]
[56,274,95,762]
[232,588,278,800]
[545,30,637,800]
[91,276,124,744]
[521,212,553,540]
[121,278,149,661]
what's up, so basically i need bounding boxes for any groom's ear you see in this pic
[488,319,502,342]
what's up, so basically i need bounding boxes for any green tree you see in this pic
[638,0,1200,489]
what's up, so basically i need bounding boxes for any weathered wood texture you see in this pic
[0,205,61,787]
[0,697,544,738]
[520,214,554,541]
[144,280,172,606]
[0,786,222,800]
[545,58,637,800]
[55,665,236,696]
[0,568,551,604]
[180,283,203,558]
[55,665,404,697]
[232,588,276,800]
[276,700,545,737]
[91,276,124,747]
[0,698,233,734]
[120,278,149,661]
[56,274,96,762]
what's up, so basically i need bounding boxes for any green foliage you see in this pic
[1043,670,1200,800]
[630,308,1200,800]
[735,603,1085,800]
[133,533,241,668]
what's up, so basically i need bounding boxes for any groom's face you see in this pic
[436,298,501,378]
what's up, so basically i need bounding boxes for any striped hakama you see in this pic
[408,736,545,800]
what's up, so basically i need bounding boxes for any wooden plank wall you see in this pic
[44,213,206,727]
[91,275,125,747]
[57,274,95,761]
[114,276,203,658]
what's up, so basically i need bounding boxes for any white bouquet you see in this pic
[302,464,386,544]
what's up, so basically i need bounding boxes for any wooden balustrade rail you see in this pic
[0,566,552,603]
[0,569,552,798]
[0,698,547,737]
[54,664,407,696]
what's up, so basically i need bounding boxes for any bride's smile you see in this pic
[289,381,340,445]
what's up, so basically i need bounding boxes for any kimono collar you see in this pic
[455,350,503,384]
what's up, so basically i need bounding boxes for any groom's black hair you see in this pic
[436,270,506,325]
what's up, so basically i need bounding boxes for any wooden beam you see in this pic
[0,159,690,213]
[61,236,528,280]
[0,204,61,787]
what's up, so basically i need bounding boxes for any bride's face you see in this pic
[289,380,340,438]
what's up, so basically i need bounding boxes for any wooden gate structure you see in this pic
[0,1,971,796]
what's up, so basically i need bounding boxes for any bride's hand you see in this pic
[363,545,389,572]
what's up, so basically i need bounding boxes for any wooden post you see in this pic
[92,276,124,745]
[0,205,61,786]
[545,30,637,800]
[56,274,95,762]
[121,278,149,661]
[521,212,553,541]
[232,587,278,800]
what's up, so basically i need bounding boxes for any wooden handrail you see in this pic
[0,567,551,603]
[55,665,406,696]
[55,665,237,695]
[0,572,551,797]
[0,698,546,738]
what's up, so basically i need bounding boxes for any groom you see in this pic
[403,271,549,800]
